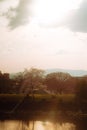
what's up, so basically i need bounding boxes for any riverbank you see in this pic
[0,94,87,120]
[0,94,76,112]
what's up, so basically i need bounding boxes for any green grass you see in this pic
[57,94,75,103]
[0,94,83,113]
[0,93,75,103]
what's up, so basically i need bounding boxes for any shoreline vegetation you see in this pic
[0,68,87,120]
[0,94,87,120]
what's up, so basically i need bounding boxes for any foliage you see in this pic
[45,72,71,94]
[0,72,12,93]
[20,68,45,97]
[0,67,87,97]
[75,79,87,102]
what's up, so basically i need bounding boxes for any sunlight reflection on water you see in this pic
[0,120,76,130]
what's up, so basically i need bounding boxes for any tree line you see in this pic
[0,68,87,101]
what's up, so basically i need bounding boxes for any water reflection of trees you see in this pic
[21,120,75,130]
[21,120,34,130]
[1,119,87,130]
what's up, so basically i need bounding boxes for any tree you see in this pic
[0,72,12,93]
[20,68,45,98]
[11,72,24,93]
[45,72,71,94]
[76,79,87,102]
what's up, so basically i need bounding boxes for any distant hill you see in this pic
[10,68,87,78]
[46,68,87,77]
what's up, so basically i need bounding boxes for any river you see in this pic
[0,120,76,130]
[0,112,87,130]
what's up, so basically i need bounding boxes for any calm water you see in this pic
[0,120,76,130]
[0,113,87,130]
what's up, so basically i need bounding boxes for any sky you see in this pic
[0,0,87,73]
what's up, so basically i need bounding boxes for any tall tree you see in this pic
[20,68,45,98]
[45,72,71,94]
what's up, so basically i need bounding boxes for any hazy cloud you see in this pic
[1,0,87,32]
[8,0,31,29]
[56,50,69,55]
[0,0,31,29]
[62,0,87,33]
[0,0,5,2]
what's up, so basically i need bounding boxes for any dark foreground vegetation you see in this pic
[0,94,87,121]
[0,68,87,120]
[0,94,76,112]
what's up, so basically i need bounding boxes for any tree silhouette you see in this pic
[76,79,87,102]
[20,68,44,98]
[45,72,71,94]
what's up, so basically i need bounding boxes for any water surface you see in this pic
[0,120,75,130]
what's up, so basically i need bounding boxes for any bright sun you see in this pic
[32,0,82,27]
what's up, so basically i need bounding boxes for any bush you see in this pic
[75,79,87,102]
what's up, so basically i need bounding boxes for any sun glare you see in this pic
[32,0,82,27]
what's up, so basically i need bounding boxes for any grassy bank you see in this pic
[0,94,76,112]
[0,94,87,120]
[0,94,87,112]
